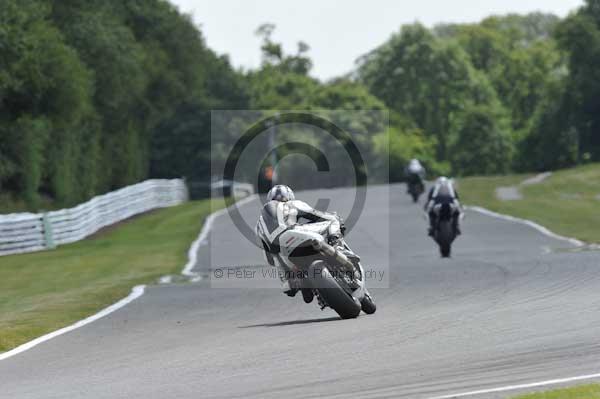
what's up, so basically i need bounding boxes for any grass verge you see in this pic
[459,163,600,243]
[512,384,600,398]
[0,199,224,353]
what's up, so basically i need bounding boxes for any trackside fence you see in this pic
[0,179,188,257]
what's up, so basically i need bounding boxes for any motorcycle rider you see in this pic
[424,177,463,236]
[256,184,345,303]
[405,158,426,190]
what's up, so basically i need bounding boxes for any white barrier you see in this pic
[0,179,188,256]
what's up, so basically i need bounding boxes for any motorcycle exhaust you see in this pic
[311,239,355,271]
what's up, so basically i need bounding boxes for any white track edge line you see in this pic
[0,285,146,361]
[0,194,258,361]
[427,205,599,397]
[428,372,600,399]
[181,194,258,278]
[465,205,585,247]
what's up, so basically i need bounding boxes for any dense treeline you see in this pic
[239,24,387,188]
[358,13,563,177]
[359,3,600,177]
[0,0,246,209]
[244,7,600,182]
[2,1,600,210]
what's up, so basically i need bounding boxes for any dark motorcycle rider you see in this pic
[424,177,463,236]
[256,184,345,303]
[404,158,426,190]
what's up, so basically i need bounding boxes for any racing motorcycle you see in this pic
[407,180,425,203]
[429,202,460,258]
[258,207,376,319]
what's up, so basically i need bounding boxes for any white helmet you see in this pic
[436,176,449,185]
[267,185,295,202]
[435,177,454,196]
[408,159,422,172]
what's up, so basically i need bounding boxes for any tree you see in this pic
[243,33,390,189]
[0,0,94,207]
[516,81,578,171]
[248,67,318,109]
[150,102,211,181]
[374,124,447,182]
[447,15,563,131]
[255,24,312,75]
[449,105,513,175]
[481,12,561,43]
[358,24,503,161]
[555,1,600,161]
[0,0,250,210]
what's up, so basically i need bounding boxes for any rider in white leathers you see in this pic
[405,159,426,182]
[424,177,463,236]
[256,185,344,302]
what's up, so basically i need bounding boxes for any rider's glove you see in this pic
[328,234,342,246]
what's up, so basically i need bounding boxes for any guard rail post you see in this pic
[42,213,56,250]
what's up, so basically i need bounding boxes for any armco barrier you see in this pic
[0,179,188,256]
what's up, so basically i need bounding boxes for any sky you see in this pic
[170,0,584,81]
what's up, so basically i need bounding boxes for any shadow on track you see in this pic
[239,316,341,328]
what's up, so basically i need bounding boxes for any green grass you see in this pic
[0,199,224,353]
[512,384,600,399]
[459,163,600,243]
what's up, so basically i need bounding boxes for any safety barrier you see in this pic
[0,179,188,256]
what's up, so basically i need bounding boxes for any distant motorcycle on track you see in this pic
[405,159,426,203]
[407,180,425,203]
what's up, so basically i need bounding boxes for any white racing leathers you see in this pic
[405,164,426,180]
[424,180,463,232]
[255,200,341,290]
[255,198,377,318]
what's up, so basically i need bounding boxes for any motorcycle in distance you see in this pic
[407,180,425,203]
[429,202,461,258]
[258,207,376,319]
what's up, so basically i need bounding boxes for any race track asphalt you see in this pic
[1,184,599,399]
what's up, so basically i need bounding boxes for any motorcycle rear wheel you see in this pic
[437,221,453,258]
[308,261,361,319]
[411,192,420,203]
